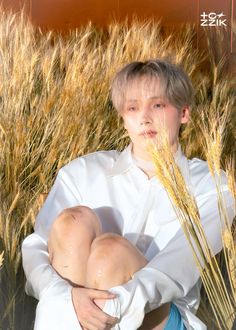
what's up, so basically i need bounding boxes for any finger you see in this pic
[81,316,105,330]
[104,314,119,326]
[94,299,118,326]
[88,288,117,300]
[89,301,118,326]
[94,300,118,325]
[80,321,97,330]
[80,300,115,329]
[79,293,118,327]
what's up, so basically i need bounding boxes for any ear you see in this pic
[180,106,190,124]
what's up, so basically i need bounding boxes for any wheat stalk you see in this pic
[149,128,235,329]
[0,251,3,267]
[0,7,235,329]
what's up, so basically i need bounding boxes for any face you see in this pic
[120,77,190,160]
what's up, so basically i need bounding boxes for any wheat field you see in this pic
[0,8,235,330]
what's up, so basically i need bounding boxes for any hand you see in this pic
[72,286,118,330]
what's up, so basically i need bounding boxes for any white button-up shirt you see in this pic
[22,144,235,330]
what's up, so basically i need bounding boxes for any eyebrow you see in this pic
[125,96,165,102]
[149,96,165,100]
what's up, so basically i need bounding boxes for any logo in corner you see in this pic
[200,12,227,27]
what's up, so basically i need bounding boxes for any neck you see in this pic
[132,142,179,162]
[132,155,156,179]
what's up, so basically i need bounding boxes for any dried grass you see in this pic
[0,7,235,330]
[149,123,235,329]
[0,251,3,267]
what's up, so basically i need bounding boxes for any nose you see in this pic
[140,108,152,125]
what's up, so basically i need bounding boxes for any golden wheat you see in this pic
[0,251,3,267]
[149,124,235,329]
[0,7,235,330]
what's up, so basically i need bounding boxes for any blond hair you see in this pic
[111,59,194,112]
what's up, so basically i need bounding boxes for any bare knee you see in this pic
[91,233,129,250]
[50,206,101,239]
[86,234,147,289]
[48,206,102,285]
[48,206,102,255]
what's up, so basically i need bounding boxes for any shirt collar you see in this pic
[105,143,190,181]
[105,144,134,177]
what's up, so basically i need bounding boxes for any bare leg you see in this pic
[85,233,147,289]
[85,234,170,330]
[138,307,170,330]
[48,206,170,329]
[48,206,102,286]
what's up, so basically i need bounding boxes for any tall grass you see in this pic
[0,251,3,267]
[0,8,235,330]
[149,123,235,329]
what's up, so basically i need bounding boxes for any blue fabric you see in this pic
[164,303,186,330]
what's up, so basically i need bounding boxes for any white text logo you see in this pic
[200,12,227,27]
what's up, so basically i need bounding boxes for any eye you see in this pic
[153,103,165,109]
[127,106,136,111]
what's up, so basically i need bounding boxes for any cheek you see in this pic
[165,111,181,126]
[123,116,135,132]
[153,110,170,127]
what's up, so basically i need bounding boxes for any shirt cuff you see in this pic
[34,282,81,330]
[102,290,122,318]
[102,278,147,330]
[101,267,183,330]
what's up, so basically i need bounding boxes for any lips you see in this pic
[140,130,157,138]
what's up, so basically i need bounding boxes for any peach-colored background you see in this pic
[1,0,235,68]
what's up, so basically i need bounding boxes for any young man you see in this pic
[22,59,235,330]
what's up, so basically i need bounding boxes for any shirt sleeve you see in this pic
[102,176,235,330]
[22,170,83,330]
